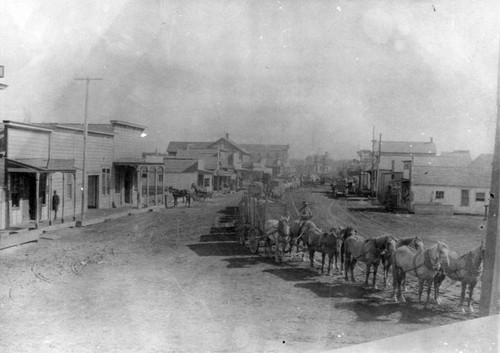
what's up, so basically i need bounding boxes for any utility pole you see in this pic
[74,77,102,226]
[371,126,376,203]
[479,45,500,316]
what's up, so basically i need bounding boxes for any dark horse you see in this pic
[168,186,191,207]
[343,234,396,289]
[433,241,485,312]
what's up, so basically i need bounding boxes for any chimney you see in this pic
[225,133,229,139]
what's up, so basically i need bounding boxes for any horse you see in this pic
[433,242,485,312]
[299,222,342,275]
[264,215,291,263]
[168,187,191,207]
[336,226,357,273]
[343,234,395,289]
[391,241,450,306]
[381,236,424,289]
[190,183,209,202]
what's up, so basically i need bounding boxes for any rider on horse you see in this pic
[297,201,313,239]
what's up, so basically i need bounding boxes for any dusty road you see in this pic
[0,188,491,353]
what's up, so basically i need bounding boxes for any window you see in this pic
[461,190,469,206]
[102,168,111,195]
[476,192,485,202]
[435,191,444,199]
[11,173,21,208]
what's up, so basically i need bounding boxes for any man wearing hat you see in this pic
[297,201,313,243]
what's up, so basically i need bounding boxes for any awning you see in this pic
[7,158,76,173]
[114,158,164,169]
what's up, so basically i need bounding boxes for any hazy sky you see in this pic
[1,0,499,159]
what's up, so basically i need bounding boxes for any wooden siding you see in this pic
[113,125,146,160]
[8,129,49,159]
[411,185,490,215]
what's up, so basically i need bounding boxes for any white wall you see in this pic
[412,185,489,215]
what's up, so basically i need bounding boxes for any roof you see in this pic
[113,157,163,166]
[164,159,199,173]
[412,165,491,188]
[209,137,250,155]
[240,144,289,152]
[166,141,212,153]
[469,154,494,170]
[413,151,472,168]
[379,141,437,155]
[7,158,76,173]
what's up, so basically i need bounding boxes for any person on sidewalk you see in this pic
[52,190,60,220]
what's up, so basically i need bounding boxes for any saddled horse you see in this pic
[264,215,291,263]
[298,222,341,275]
[343,234,396,288]
[381,236,424,289]
[168,187,191,207]
[433,241,485,312]
[392,241,450,306]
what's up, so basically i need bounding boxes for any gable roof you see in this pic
[166,141,212,153]
[209,137,250,155]
[469,154,493,171]
[412,165,491,188]
[380,141,436,155]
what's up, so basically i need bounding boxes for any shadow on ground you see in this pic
[187,242,250,256]
[335,299,466,324]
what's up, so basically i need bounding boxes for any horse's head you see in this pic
[341,227,357,240]
[431,241,450,270]
[412,237,424,251]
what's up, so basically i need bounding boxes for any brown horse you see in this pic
[392,241,450,306]
[264,215,291,263]
[343,234,394,288]
[381,236,424,289]
[168,186,191,207]
[433,242,485,312]
[299,222,341,275]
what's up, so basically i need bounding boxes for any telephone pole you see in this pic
[479,45,500,316]
[74,77,102,226]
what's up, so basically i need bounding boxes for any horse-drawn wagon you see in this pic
[237,192,290,260]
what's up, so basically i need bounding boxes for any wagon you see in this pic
[237,192,288,254]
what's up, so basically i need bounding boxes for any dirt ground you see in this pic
[0,187,493,353]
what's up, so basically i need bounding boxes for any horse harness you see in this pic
[410,249,440,277]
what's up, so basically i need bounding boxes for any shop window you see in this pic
[475,192,485,202]
[435,191,444,199]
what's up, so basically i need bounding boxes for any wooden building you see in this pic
[0,120,163,231]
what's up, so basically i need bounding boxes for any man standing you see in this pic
[52,190,60,220]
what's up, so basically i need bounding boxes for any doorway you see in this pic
[87,175,99,209]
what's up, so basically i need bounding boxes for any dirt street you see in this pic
[0,188,491,353]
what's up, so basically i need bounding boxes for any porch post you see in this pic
[48,173,53,225]
[146,166,150,208]
[162,167,166,207]
[136,168,142,209]
[35,173,40,228]
[61,173,65,223]
[154,166,158,206]
[73,173,77,221]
